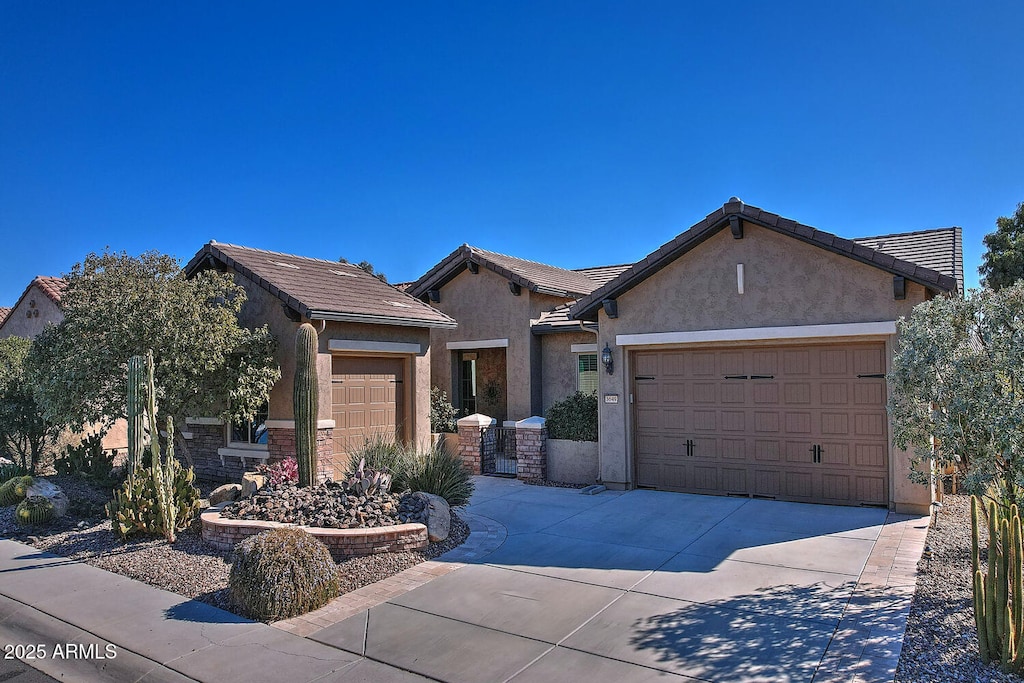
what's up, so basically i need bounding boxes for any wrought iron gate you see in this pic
[481,425,517,476]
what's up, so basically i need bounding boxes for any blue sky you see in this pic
[1,1,1021,305]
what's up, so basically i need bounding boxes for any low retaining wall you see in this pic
[547,439,599,485]
[200,510,428,561]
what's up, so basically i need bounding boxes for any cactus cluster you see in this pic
[341,458,392,497]
[15,495,55,527]
[293,323,319,487]
[0,476,35,507]
[972,496,1024,673]
[106,350,201,542]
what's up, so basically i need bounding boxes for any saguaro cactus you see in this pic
[294,323,319,487]
[972,496,1024,672]
[126,354,147,476]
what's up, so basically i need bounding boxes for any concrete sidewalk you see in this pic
[0,539,428,682]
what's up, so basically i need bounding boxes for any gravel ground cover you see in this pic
[896,494,1021,683]
[0,474,469,616]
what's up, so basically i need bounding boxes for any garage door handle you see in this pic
[635,375,656,381]
[724,375,748,380]
[857,373,886,379]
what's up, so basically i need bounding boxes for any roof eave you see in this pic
[307,310,458,329]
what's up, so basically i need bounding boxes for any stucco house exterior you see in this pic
[183,242,456,482]
[0,276,66,340]
[412,199,962,514]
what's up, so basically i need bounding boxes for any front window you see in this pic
[577,353,598,394]
[230,402,269,446]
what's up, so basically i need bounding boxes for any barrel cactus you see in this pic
[0,476,34,507]
[15,495,54,527]
[293,323,319,487]
[229,527,340,621]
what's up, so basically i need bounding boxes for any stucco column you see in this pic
[515,416,547,481]
[457,413,495,476]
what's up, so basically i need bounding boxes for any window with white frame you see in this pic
[229,401,269,447]
[577,353,598,394]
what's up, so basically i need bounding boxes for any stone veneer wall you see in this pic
[201,511,428,561]
[267,427,335,481]
[188,422,243,484]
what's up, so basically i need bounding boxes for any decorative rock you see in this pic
[411,491,451,542]
[25,478,69,518]
[240,473,266,498]
[209,483,242,505]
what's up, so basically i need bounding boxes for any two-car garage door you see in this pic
[634,342,889,506]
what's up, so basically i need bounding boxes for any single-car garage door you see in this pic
[331,356,404,456]
[634,342,889,506]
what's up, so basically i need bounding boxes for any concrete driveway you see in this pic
[307,477,926,683]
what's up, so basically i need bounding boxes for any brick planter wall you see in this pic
[267,426,335,481]
[200,510,428,561]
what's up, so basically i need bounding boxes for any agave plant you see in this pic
[341,458,392,497]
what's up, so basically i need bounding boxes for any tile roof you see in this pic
[853,227,963,295]
[408,245,608,300]
[572,264,633,287]
[184,242,456,329]
[571,198,962,321]
[32,276,66,304]
[0,307,10,327]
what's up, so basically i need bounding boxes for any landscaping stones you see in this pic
[240,472,266,498]
[209,483,242,505]
[411,491,451,542]
[25,478,69,518]
[219,482,429,529]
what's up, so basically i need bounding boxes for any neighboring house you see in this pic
[0,275,128,453]
[183,241,457,483]
[0,276,65,340]
[406,245,629,423]
[411,199,962,514]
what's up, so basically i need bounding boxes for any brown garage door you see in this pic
[634,342,888,506]
[331,356,404,456]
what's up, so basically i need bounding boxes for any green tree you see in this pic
[888,284,1024,508]
[0,337,59,472]
[980,202,1024,290]
[27,250,281,458]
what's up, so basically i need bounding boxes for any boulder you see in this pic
[411,491,451,542]
[241,473,266,498]
[25,478,69,518]
[209,483,242,505]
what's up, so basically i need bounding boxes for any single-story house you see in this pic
[411,199,962,514]
[0,275,128,454]
[183,241,457,482]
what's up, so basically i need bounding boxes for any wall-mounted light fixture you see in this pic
[601,344,614,374]
[509,281,522,296]
[893,276,906,300]
[736,264,745,294]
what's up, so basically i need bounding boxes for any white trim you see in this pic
[265,419,336,430]
[328,339,421,355]
[446,338,509,350]
[571,343,598,353]
[186,417,224,426]
[616,321,898,347]
[217,446,270,468]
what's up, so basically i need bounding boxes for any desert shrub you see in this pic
[429,386,459,433]
[256,457,298,487]
[55,433,117,481]
[15,495,54,527]
[0,475,34,507]
[229,527,341,621]
[106,464,202,540]
[545,392,598,441]
[347,434,412,489]
[404,443,474,507]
